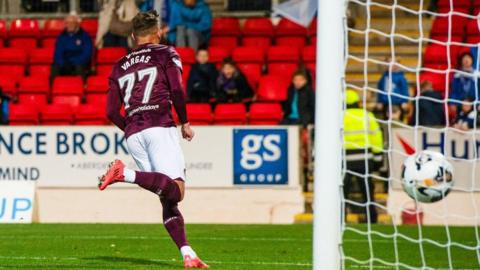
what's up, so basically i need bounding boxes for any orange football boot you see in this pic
[98,160,126,191]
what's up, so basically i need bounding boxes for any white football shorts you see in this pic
[126,127,186,181]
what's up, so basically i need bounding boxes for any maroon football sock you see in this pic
[134,171,178,197]
[161,196,189,249]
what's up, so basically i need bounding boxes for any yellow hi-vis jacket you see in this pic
[343,108,383,161]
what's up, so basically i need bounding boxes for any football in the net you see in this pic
[401,150,454,203]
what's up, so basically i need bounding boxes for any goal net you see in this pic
[337,0,480,269]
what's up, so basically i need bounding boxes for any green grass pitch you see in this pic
[0,224,478,269]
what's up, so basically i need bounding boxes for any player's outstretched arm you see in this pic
[166,53,193,141]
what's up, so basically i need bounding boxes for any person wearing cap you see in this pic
[343,89,383,223]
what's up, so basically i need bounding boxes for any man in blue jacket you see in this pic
[376,58,410,120]
[52,14,92,79]
[167,0,212,50]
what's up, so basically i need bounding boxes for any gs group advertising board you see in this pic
[0,126,300,188]
[392,127,480,191]
[233,129,289,185]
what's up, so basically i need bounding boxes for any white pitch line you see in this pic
[0,235,478,246]
[0,255,312,267]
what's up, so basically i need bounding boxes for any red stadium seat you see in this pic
[243,18,274,37]
[17,94,48,106]
[310,36,317,46]
[242,37,271,51]
[0,65,25,80]
[40,104,73,125]
[86,93,108,105]
[29,48,54,64]
[209,36,238,51]
[267,46,300,63]
[302,46,316,63]
[75,104,108,125]
[232,47,265,64]
[420,71,451,92]
[423,43,458,68]
[430,15,466,41]
[30,65,51,78]
[211,17,241,36]
[18,76,49,94]
[208,46,230,65]
[42,19,65,38]
[97,47,127,64]
[249,103,283,125]
[80,19,98,38]
[0,48,27,65]
[17,76,50,107]
[52,95,81,108]
[52,76,84,97]
[275,36,306,49]
[0,20,6,39]
[276,18,308,37]
[96,65,113,75]
[9,104,39,125]
[86,75,108,93]
[41,37,57,48]
[214,103,247,125]
[176,47,195,64]
[9,38,38,52]
[257,75,290,101]
[437,0,471,13]
[475,0,480,14]
[186,103,213,125]
[237,63,262,89]
[0,77,17,96]
[268,63,298,77]
[466,18,480,44]
[9,19,40,38]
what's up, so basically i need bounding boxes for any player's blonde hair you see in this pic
[132,10,159,37]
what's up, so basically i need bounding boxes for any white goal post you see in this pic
[313,0,345,269]
[313,0,480,269]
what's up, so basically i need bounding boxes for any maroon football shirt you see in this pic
[106,43,188,138]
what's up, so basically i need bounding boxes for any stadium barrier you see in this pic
[0,126,303,224]
[389,128,480,226]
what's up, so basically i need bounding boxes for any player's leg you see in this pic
[145,127,208,268]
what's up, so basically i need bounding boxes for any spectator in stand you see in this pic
[411,80,446,126]
[96,0,138,48]
[167,0,212,50]
[281,69,315,126]
[449,52,479,114]
[187,48,218,102]
[453,98,477,131]
[376,57,410,120]
[0,88,10,125]
[215,58,253,103]
[52,13,93,80]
